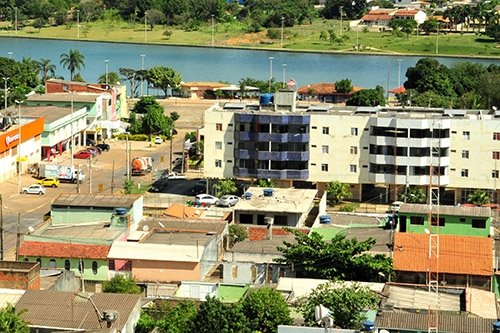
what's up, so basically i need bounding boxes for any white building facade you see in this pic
[204,103,500,205]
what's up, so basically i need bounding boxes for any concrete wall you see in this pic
[22,257,108,282]
[122,299,142,333]
[175,281,217,300]
[399,212,491,237]
[200,236,219,279]
[222,261,287,284]
[0,261,40,290]
[132,260,200,283]
[51,207,115,225]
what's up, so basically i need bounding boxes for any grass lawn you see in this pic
[1,18,498,57]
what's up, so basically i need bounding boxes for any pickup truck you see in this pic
[166,172,187,180]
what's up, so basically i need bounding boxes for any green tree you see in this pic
[399,186,426,203]
[467,190,490,206]
[335,78,352,94]
[37,58,56,83]
[102,274,141,294]
[146,9,166,30]
[346,86,386,106]
[0,304,29,333]
[411,91,454,108]
[240,287,292,333]
[188,0,225,21]
[119,67,140,98]
[190,296,250,333]
[276,228,393,281]
[132,96,161,114]
[404,58,455,98]
[420,19,438,34]
[322,0,367,20]
[214,179,238,196]
[136,300,197,333]
[141,103,173,136]
[389,19,416,38]
[228,224,248,246]
[147,66,182,97]
[98,71,120,85]
[162,0,188,25]
[60,49,85,81]
[326,180,352,204]
[296,282,379,329]
[257,179,276,188]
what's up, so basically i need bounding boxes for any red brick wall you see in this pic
[45,81,108,94]
[0,270,40,290]
[248,226,309,241]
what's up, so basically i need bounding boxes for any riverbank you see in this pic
[1,18,498,59]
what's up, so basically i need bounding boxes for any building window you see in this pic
[494,132,500,140]
[65,260,71,270]
[462,150,469,159]
[321,164,329,172]
[23,258,29,262]
[215,159,222,168]
[461,169,469,177]
[493,151,500,160]
[79,260,84,274]
[493,170,499,178]
[351,128,358,136]
[322,127,329,135]
[215,141,222,149]
[92,261,98,275]
[472,219,486,229]
[431,216,445,227]
[49,259,56,269]
[216,123,222,131]
[226,160,232,163]
[410,216,424,225]
[322,145,329,153]
[350,146,358,154]
[463,131,470,140]
[350,165,357,173]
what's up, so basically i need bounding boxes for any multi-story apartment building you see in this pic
[203,93,500,204]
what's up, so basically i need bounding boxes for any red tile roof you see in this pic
[393,233,493,276]
[361,14,393,21]
[394,10,420,16]
[297,82,362,95]
[19,241,110,259]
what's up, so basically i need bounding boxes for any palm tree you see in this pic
[214,179,238,196]
[59,49,85,81]
[0,304,29,333]
[468,190,489,206]
[37,58,56,83]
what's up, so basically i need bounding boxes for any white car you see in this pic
[167,172,187,180]
[218,195,240,207]
[21,184,45,195]
[154,136,163,144]
[194,194,219,207]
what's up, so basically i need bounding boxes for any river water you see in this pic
[2,37,499,92]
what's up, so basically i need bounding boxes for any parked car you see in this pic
[218,195,240,207]
[194,194,219,207]
[86,147,101,156]
[74,150,92,159]
[21,184,45,195]
[95,143,110,152]
[166,172,187,180]
[154,136,163,144]
[37,177,60,188]
[149,178,169,193]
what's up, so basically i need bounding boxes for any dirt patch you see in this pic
[223,31,273,46]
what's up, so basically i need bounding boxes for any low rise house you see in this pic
[297,82,362,103]
[16,290,141,333]
[393,233,493,290]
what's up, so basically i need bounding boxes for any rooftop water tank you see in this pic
[115,207,127,215]
[493,321,500,333]
[319,215,331,224]
[263,188,273,197]
[259,93,273,105]
[362,320,375,332]
[244,192,252,200]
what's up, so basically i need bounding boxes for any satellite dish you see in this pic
[142,225,150,232]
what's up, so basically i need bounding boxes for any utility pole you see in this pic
[140,54,145,97]
[76,165,80,193]
[14,7,18,35]
[169,131,173,172]
[89,155,92,194]
[16,213,20,261]
[3,77,8,110]
[0,194,3,261]
[280,17,284,48]
[111,160,115,194]
[126,135,130,180]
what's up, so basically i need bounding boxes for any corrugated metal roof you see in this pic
[377,311,494,333]
[52,193,141,208]
[386,285,461,312]
[399,203,491,217]
[393,233,493,276]
[0,289,25,308]
[16,290,140,331]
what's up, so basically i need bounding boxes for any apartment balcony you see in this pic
[235,149,309,161]
[368,173,450,186]
[236,113,310,125]
[369,154,450,167]
[369,136,450,148]
[234,168,309,180]
[237,132,309,143]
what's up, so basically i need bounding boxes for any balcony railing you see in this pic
[237,132,309,143]
[235,149,309,161]
[234,168,308,180]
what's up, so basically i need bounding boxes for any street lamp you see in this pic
[14,7,17,35]
[397,58,402,88]
[340,6,344,34]
[15,100,23,194]
[140,54,146,96]
[76,10,80,39]
[2,77,8,110]
[268,56,274,93]
[282,63,287,89]
[211,14,215,47]
[435,23,439,55]
[144,12,148,43]
[280,17,284,48]
[105,59,109,85]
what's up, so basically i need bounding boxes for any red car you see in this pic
[74,150,92,159]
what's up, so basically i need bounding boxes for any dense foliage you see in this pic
[325,180,352,204]
[346,86,386,106]
[138,289,291,333]
[0,304,29,333]
[129,96,176,137]
[401,58,500,109]
[102,274,142,294]
[296,281,380,329]
[276,228,393,281]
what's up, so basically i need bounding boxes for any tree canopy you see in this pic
[276,228,393,281]
[326,180,352,204]
[102,274,142,294]
[346,86,386,106]
[147,66,182,97]
[59,49,85,81]
[296,281,380,329]
[0,304,29,333]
